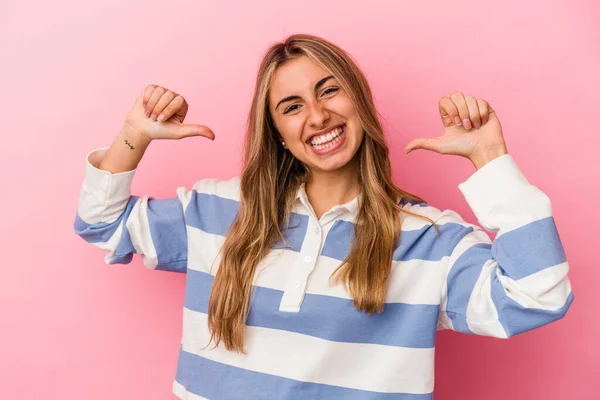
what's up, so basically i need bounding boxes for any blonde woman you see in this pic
[74,34,574,399]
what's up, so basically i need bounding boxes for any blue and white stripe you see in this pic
[75,146,574,399]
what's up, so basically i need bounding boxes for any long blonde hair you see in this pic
[207,33,439,353]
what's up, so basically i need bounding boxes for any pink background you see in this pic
[1,0,598,398]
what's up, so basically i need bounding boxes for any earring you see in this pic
[281,141,286,147]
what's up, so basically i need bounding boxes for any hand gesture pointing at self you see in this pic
[404,91,508,169]
[124,84,216,142]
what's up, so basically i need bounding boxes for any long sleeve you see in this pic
[437,154,574,338]
[73,147,191,273]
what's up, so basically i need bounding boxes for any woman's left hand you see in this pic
[404,92,509,169]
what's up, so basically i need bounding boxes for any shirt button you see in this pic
[295,281,301,288]
[314,227,321,234]
[304,256,312,263]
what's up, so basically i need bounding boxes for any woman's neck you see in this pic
[305,160,360,219]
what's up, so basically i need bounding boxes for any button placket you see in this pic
[314,224,321,234]
[279,191,359,313]
[307,230,322,265]
[302,222,322,271]
[278,218,321,312]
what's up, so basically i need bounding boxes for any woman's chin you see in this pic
[308,151,356,172]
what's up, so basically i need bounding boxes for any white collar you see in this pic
[294,182,361,217]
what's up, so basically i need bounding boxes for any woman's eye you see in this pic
[283,88,338,114]
[284,104,300,114]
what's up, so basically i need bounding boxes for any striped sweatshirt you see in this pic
[74,146,574,400]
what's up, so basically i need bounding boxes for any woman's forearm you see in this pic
[97,125,153,173]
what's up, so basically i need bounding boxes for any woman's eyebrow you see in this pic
[275,75,335,110]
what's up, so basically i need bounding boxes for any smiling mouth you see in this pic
[307,125,345,150]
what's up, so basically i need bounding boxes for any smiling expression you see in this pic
[268,56,365,173]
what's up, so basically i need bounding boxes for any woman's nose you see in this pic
[308,103,330,126]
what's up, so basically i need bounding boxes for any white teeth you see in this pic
[309,126,343,146]
[310,127,344,151]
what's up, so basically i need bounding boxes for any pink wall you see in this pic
[1,0,597,398]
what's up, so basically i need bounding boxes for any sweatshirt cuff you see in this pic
[83,147,137,206]
[457,154,531,221]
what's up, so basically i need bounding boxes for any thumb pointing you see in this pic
[176,124,216,141]
[405,137,443,154]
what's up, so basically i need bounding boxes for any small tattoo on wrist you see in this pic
[124,139,135,150]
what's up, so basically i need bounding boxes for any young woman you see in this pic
[75,34,574,399]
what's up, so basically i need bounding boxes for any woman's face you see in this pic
[268,56,364,173]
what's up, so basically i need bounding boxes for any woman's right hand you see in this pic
[123,85,216,142]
